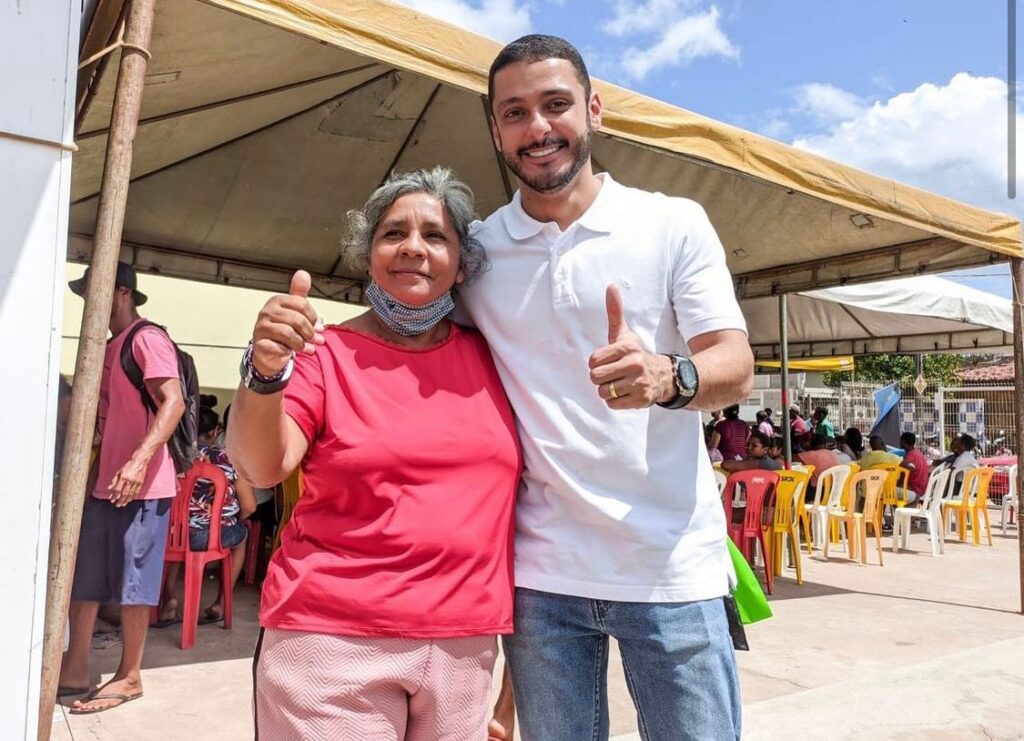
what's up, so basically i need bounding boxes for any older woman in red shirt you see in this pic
[229,168,520,740]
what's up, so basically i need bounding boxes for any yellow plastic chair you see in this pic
[823,469,887,565]
[871,463,911,508]
[272,468,303,552]
[943,467,995,545]
[770,469,810,584]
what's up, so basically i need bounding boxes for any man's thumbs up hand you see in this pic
[605,283,629,344]
[251,270,325,377]
[589,284,676,410]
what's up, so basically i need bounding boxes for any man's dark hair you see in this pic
[770,436,784,450]
[809,433,827,449]
[488,34,591,112]
[869,434,887,451]
[958,433,977,451]
[748,431,771,449]
[814,406,828,419]
[900,432,917,448]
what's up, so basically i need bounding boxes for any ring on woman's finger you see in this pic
[609,381,619,400]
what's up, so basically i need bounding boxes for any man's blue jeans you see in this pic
[503,588,741,741]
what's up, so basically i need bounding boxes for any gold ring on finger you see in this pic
[609,381,619,400]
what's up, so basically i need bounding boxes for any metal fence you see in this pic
[798,380,1016,456]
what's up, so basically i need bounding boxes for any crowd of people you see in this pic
[706,402,987,509]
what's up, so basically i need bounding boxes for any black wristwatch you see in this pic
[239,341,294,395]
[656,354,699,410]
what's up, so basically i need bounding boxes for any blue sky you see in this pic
[397,0,1020,299]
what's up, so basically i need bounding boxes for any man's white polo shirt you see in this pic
[461,174,747,602]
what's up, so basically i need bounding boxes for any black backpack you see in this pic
[120,320,200,475]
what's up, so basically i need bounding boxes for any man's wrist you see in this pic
[655,354,677,404]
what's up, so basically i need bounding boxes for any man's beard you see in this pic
[503,127,592,194]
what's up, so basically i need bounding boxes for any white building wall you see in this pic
[0,1,80,737]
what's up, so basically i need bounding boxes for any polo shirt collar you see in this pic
[502,173,621,240]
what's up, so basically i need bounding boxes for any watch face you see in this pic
[677,357,698,395]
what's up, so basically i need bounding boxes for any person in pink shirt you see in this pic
[229,168,520,740]
[59,262,185,714]
[900,432,931,502]
[710,404,751,460]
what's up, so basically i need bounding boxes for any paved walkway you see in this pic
[53,520,1024,740]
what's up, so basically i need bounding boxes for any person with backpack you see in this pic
[59,261,186,715]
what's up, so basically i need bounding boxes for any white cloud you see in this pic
[395,0,532,41]
[619,6,738,81]
[602,0,700,37]
[792,82,865,123]
[792,73,1020,218]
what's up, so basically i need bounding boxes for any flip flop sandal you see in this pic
[56,685,91,696]
[197,612,224,625]
[153,615,183,628]
[69,691,143,715]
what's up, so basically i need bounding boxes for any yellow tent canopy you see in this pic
[755,357,854,372]
[72,0,1020,303]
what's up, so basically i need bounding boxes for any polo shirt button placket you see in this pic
[551,240,571,306]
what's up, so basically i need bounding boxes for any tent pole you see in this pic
[1011,257,1024,616]
[779,294,792,469]
[38,0,157,737]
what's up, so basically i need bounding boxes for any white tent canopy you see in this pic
[744,275,1014,359]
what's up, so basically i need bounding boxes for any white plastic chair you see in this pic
[713,468,728,496]
[1001,464,1018,536]
[893,468,950,556]
[807,464,852,551]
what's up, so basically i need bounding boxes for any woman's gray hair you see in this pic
[343,167,489,285]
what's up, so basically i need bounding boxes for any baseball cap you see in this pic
[68,261,148,306]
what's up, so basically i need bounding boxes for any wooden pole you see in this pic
[779,294,792,468]
[37,0,156,737]
[1011,257,1024,615]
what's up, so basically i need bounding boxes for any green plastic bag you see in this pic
[727,539,772,625]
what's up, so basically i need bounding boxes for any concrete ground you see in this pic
[53,519,1024,740]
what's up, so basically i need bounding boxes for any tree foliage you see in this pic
[823,353,967,387]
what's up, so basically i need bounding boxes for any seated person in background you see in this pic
[158,407,256,626]
[900,432,930,504]
[755,410,774,439]
[812,406,835,439]
[705,425,724,464]
[833,434,853,464]
[221,403,278,579]
[720,431,782,473]
[797,434,841,486]
[858,434,901,470]
[768,436,785,467]
[710,404,751,461]
[933,433,980,471]
[932,433,980,499]
[840,427,864,461]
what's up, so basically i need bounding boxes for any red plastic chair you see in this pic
[722,469,779,594]
[154,461,234,649]
[242,518,261,586]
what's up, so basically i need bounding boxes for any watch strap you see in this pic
[240,341,294,395]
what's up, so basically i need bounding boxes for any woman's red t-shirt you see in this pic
[259,324,521,638]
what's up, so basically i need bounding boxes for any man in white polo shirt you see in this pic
[464,35,754,741]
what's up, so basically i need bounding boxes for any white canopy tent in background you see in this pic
[745,275,1015,360]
